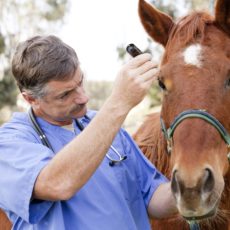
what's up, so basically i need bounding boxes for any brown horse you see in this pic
[0,209,11,230]
[133,0,230,229]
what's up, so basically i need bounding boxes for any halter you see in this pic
[160,109,230,163]
[160,109,230,230]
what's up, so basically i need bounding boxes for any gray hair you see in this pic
[12,35,79,98]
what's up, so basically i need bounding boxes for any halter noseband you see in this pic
[160,109,230,230]
[160,109,230,163]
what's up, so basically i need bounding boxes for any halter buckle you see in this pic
[227,145,230,163]
[167,138,173,154]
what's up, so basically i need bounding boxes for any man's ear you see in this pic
[21,92,38,106]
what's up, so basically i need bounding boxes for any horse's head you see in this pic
[139,0,230,221]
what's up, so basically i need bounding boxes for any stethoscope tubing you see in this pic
[28,108,127,166]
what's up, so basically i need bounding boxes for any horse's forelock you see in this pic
[164,12,214,61]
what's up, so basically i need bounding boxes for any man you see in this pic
[0,35,177,229]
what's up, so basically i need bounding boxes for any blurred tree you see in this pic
[185,0,211,11]
[0,0,69,110]
[85,81,113,110]
[151,0,179,19]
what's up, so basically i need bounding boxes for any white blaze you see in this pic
[183,44,202,68]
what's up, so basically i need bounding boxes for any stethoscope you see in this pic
[28,107,127,166]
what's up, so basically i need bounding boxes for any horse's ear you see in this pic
[215,0,230,35]
[138,0,174,47]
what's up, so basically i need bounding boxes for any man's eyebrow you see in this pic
[55,89,72,98]
[54,73,84,98]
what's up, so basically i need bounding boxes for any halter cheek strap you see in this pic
[160,109,230,163]
[160,109,230,230]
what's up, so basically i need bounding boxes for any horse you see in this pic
[0,209,11,230]
[133,0,230,229]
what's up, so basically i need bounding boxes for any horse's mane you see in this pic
[164,12,214,60]
[133,112,171,178]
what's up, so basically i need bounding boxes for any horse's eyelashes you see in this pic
[158,79,167,90]
[226,77,230,88]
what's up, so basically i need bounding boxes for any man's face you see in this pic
[32,67,89,125]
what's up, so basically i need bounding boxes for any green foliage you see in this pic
[43,0,68,21]
[150,0,211,18]
[85,81,113,110]
[0,0,69,110]
[150,0,179,18]
[117,45,127,60]
[0,34,5,54]
[185,0,210,11]
[0,69,18,108]
[149,82,162,107]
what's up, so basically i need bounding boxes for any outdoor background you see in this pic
[0,0,213,134]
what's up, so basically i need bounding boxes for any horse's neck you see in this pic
[223,169,230,208]
[133,112,171,178]
[0,209,11,229]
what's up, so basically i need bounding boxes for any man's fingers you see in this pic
[138,67,159,83]
[136,61,158,76]
[128,53,152,68]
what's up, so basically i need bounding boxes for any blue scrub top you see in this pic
[0,110,167,230]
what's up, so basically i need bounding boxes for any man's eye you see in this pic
[60,92,69,99]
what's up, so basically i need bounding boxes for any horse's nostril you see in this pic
[202,168,215,193]
[171,168,215,199]
[171,170,180,195]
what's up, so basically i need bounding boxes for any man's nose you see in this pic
[74,87,89,104]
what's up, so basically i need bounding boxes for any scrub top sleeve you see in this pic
[121,130,168,207]
[0,139,54,224]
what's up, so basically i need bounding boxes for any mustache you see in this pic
[71,103,86,112]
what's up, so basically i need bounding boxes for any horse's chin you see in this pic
[181,200,220,223]
[182,208,217,222]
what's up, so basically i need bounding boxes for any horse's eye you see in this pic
[226,78,230,88]
[158,79,167,90]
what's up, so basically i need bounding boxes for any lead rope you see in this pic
[189,221,200,230]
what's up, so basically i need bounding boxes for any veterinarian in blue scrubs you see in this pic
[0,35,177,229]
